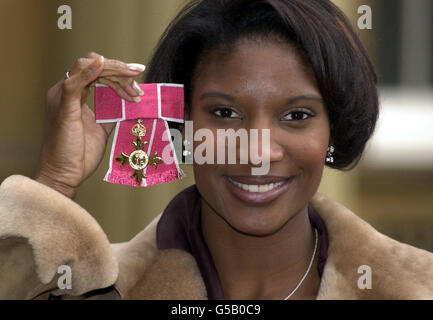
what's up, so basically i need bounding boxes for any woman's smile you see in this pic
[223,175,295,205]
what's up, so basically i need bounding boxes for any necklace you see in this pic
[283,228,318,300]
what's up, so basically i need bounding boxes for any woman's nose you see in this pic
[243,120,285,168]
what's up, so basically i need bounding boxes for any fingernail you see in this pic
[93,55,104,69]
[127,63,146,72]
[97,55,104,65]
[133,96,141,103]
[133,81,144,96]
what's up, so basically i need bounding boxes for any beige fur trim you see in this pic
[112,216,207,299]
[111,192,433,299]
[312,193,433,299]
[0,175,119,296]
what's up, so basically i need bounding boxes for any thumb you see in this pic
[76,55,105,89]
[63,56,105,101]
[59,56,104,121]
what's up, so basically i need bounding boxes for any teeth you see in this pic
[249,185,259,192]
[228,178,287,193]
[259,184,267,192]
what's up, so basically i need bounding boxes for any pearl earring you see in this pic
[183,139,192,157]
[326,145,335,163]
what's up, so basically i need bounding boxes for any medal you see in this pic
[115,120,163,185]
[94,83,185,187]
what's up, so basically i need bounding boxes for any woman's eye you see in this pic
[282,111,314,121]
[212,108,240,119]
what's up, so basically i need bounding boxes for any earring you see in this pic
[326,145,335,164]
[183,139,192,157]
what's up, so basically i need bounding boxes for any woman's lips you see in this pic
[223,175,294,205]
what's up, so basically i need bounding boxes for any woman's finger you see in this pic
[81,85,91,106]
[105,76,143,98]
[71,56,145,78]
[61,56,105,112]
[81,103,116,137]
[103,58,146,76]
[86,52,102,59]
[97,77,139,102]
[88,52,143,76]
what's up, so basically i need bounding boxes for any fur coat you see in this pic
[0,175,432,299]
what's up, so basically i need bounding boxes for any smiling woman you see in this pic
[0,0,432,300]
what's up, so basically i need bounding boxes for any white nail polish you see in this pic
[127,63,146,72]
[133,81,144,96]
[133,96,141,103]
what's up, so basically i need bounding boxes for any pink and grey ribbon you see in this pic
[94,83,185,187]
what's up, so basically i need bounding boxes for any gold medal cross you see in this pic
[115,120,163,185]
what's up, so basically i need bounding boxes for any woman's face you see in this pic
[190,38,330,236]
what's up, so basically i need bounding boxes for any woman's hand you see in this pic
[35,52,146,198]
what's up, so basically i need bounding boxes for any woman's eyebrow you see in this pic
[285,95,323,105]
[200,92,235,102]
[199,92,323,105]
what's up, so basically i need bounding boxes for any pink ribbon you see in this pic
[94,83,185,187]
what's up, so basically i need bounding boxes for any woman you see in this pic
[0,0,432,300]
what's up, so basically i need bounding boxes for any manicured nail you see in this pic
[93,55,104,69]
[133,81,144,96]
[133,96,141,103]
[127,63,146,72]
[96,55,104,66]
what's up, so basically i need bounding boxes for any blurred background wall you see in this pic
[0,0,432,250]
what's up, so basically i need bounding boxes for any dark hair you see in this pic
[145,0,379,170]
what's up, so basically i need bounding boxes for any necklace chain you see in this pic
[283,228,318,300]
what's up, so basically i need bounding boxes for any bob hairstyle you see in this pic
[145,0,379,170]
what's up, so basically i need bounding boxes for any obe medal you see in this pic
[115,119,163,185]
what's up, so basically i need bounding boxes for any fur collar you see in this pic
[1,175,432,299]
[0,175,118,297]
[113,194,433,299]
